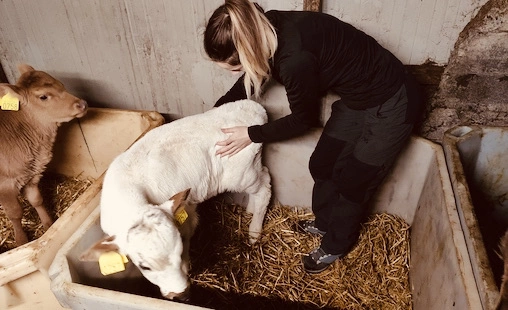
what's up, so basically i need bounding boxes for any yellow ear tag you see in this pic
[0,93,20,111]
[98,251,129,276]
[174,207,188,225]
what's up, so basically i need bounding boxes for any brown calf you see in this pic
[0,64,88,246]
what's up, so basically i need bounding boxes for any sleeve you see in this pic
[248,51,321,143]
[214,74,248,107]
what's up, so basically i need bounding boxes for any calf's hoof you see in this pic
[41,219,54,230]
[248,231,261,245]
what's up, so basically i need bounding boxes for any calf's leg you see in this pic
[244,166,271,243]
[23,182,53,230]
[1,190,29,245]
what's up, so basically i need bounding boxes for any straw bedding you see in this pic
[189,199,412,310]
[0,173,411,308]
[0,173,93,253]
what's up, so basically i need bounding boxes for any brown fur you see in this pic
[0,64,88,246]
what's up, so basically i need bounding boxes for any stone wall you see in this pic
[421,0,508,142]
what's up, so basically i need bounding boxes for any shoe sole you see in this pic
[303,263,331,274]
[301,256,333,274]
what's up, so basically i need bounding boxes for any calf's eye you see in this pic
[139,264,152,271]
[39,95,48,100]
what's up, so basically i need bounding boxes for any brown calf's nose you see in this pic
[77,99,88,111]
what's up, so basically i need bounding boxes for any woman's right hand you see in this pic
[216,126,252,157]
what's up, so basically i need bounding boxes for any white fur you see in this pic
[99,99,271,299]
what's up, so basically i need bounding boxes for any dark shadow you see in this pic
[469,184,507,288]
[188,284,339,310]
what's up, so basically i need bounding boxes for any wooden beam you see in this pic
[303,0,322,12]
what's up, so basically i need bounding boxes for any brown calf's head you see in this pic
[0,64,88,124]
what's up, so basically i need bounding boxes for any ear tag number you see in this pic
[175,207,188,225]
[0,93,19,111]
[98,251,129,276]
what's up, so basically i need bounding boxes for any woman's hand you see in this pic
[216,126,252,157]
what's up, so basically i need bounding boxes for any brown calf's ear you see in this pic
[0,84,21,98]
[17,64,35,75]
[79,235,119,262]
[0,84,22,111]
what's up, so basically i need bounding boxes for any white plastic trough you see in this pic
[48,132,482,310]
[0,108,164,309]
[443,125,508,310]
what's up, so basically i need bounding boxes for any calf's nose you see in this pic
[77,99,88,111]
[164,286,191,302]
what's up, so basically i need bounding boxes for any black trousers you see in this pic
[309,82,419,255]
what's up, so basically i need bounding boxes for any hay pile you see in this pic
[189,200,411,310]
[0,173,93,253]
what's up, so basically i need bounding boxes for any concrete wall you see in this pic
[0,0,487,115]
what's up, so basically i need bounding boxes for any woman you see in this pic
[204,0,422,274]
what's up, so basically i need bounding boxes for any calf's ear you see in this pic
[79,235,120,262]
[0,84,22,100]
[17,64,35,74]
[158,188,192,215]
[0,84,23,111]
[169,188,191,213]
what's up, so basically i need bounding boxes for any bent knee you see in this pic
[309,134,347,180]
[336,157,383,203]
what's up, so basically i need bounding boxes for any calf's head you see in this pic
[0,64,87,123]
[80,189,198,302]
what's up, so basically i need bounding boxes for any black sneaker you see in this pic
[297,219,326,236]
[302,247,343,274]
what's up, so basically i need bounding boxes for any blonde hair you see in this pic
[204,0,278,98]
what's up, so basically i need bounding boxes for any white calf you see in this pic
[81,99,271,301]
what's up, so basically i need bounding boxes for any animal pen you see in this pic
[48,136,482,309]
[1,0,507,309]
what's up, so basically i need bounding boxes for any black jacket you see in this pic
[215,10,405,143]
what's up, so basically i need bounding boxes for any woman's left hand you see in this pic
[216,126,252,157]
